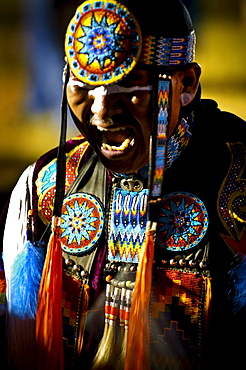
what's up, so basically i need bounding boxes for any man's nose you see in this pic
[88,86,124,120]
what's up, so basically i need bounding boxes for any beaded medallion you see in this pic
[59,193,104,254]
[65,0,142,85]
[157,192,209,251]
[108,187,148,263]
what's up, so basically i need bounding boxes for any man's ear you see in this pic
[180,63,201,106]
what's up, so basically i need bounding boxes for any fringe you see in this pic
[92,282,133,370]
[36,217,64,370]
[76,283,90,356]
[124,223,156,370]
[91,284,116,369]
[203,276,212,334]
[117,289,132,370]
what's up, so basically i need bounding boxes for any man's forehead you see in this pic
[68,62,177,89]
[68,66,154,92]
[118,65,152,86]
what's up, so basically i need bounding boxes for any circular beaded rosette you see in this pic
[65,0,142,85]
[157,192,209,252]
[59,192,104,254]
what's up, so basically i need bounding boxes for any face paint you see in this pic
[67,76,153,94]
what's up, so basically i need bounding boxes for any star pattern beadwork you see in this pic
[77,14,123,69]
[157,192,209,251]
[59,193,104,254]
[61,201,97,243]
[65,0,142,85]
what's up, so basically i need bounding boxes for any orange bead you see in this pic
[105,275,113,282]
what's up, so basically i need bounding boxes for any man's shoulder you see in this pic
[32,135,90,176]
[34,135,91,193]
[36,135,89,165]
[34,135,92,225]
[197,99,246,141]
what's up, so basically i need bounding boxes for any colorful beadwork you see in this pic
[151,78,170,198]
[65,0,142,85]
[36,141,89,224]
[140,32,196,66]
[157,192,209,251]
[59,193,104,254]
[150,269,206,368]
[108,187,148,263]
[166,115,193,169]
[218,143,246,237]
[218,142,246,253]
[62,272,82,351]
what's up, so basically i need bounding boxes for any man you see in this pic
[2,0,246,369]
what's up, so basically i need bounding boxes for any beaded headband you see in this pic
[65,0,196,86]
[140,33,196,66]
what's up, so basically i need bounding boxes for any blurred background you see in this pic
[0,0,246,209]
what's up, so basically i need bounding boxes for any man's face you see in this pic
[67,66,182,173]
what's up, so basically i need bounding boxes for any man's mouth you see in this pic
[96,125,135,152]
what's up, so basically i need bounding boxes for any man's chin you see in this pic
[97,148,149,174]
[100,144,132,160]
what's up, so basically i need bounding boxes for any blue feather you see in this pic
[10,241,45,319]
[228,255,246,314]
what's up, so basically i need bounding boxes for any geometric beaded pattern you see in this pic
[157,192,209,251]
[166,114,193,169]
[62,272,82,349]
[36,141,89,224]
[65,0,142,86]
[140,32,196,66]
[218,142,246,241]
[150,269,204,369]
[217,142,246,255]
[108,187,148,263]
[59,193,104,255]
[151,79,169,198]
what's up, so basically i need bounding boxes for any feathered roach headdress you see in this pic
[36,0,196,368]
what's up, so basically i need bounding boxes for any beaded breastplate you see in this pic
[35,116,213,368]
